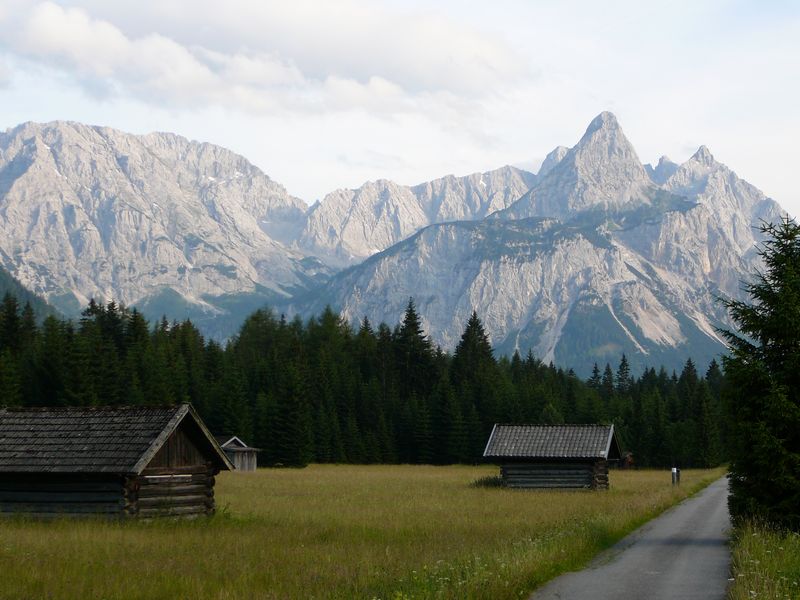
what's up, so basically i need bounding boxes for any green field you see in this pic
[0,465,724,599]
[729,521,800,600]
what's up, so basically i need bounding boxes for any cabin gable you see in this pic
[146,422,208,470]
[0,404,230,518]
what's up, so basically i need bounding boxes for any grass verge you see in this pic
[729,521,800,600]
[0,465,724,599]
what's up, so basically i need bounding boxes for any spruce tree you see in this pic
[273,362,312,467]
[0,293,21,353]
[0,349,22,406]
[721,217,800,528]
[694,381,721,468]
[616,354,632,395]
[452,311,499,430]
[395,298,435,400]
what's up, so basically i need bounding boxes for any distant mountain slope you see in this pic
[288,112,786,376]
[0,265,57,320]
[298,165,535,265]
[0,121,328,320]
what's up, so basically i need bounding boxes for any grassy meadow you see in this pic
[0,465,724,599]
[729,521,800,600]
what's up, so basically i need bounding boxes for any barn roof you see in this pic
[0,404,233,474]
[215,435,246,448]
[483,424,620,460]
[214,435,260,452]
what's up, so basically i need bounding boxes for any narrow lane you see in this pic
[531,477,731,600]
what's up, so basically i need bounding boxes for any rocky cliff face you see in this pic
[298,165,535,265]
[289,113,787,375]
[500,112,654,221]
[0,114,787,374]
[0,121,320,319]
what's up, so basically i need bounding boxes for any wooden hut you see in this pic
[483,424,621,489]
[214,435,259,471]
[0,404,233,518]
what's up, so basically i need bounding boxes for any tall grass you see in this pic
[729,521,800,600]
[0,465,723,599]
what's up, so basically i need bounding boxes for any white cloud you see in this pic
[0,1,527,118]
[55,0,528,94]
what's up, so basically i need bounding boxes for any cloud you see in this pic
[57,0,528,94]
[0,1,528,117]
[0,57,9,87]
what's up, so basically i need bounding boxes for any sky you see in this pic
[0,0,798,216]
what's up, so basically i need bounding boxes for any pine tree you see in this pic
[540,401,564,424]
[587,363,601,389]
[616,354,632,395]
[0,293,21,353]
[721,217,800,528]
[600,363,615,417]
[0,349,22,406]
[18,302,38,351]
[694,381,721,468]
[452,311,499,431]
[395,298,435,400]
[273,363,312,467]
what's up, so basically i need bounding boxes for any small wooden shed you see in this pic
[0,403,233,518]
[215,435,259,471]
[483,424,621,489]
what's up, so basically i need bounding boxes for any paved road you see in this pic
[530,477,731,600]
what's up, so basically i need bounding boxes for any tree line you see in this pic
[0,293,725,469]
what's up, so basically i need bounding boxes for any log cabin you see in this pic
[483,424,621,489]
[215,435,259,471]
[0,404,233,518]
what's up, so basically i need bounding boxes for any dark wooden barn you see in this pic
[0,404,233,518]
[483,424,621,489]
[215,435,259,471]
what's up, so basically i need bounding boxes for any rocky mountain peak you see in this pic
[690,145,716,166]
[499,112,651,220]
[573,111,642,163]
[646,155,680,185]
[583,110,621,136]
[538,146,569,177]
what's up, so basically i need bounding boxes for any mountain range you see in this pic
[0,113,785,374]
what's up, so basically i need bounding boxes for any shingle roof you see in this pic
[214,435,260,452]
[215,435,245,448]
[0,404,233,474]
[483,424,619,459]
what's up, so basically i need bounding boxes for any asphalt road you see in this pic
[530,476,731,600]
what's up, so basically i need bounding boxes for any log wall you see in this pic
[0,475,125,517]
[125,464,217,518]
[501,460,610,489]
[592,459,610,489]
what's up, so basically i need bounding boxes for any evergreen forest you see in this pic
[0,294,725,469]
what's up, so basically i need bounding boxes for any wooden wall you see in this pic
[501,459,610,489]
[125,420,219,517]
[148,427,206,468]
[226,449,257,472]
[0,474,125,517]
[124,464,216,518]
